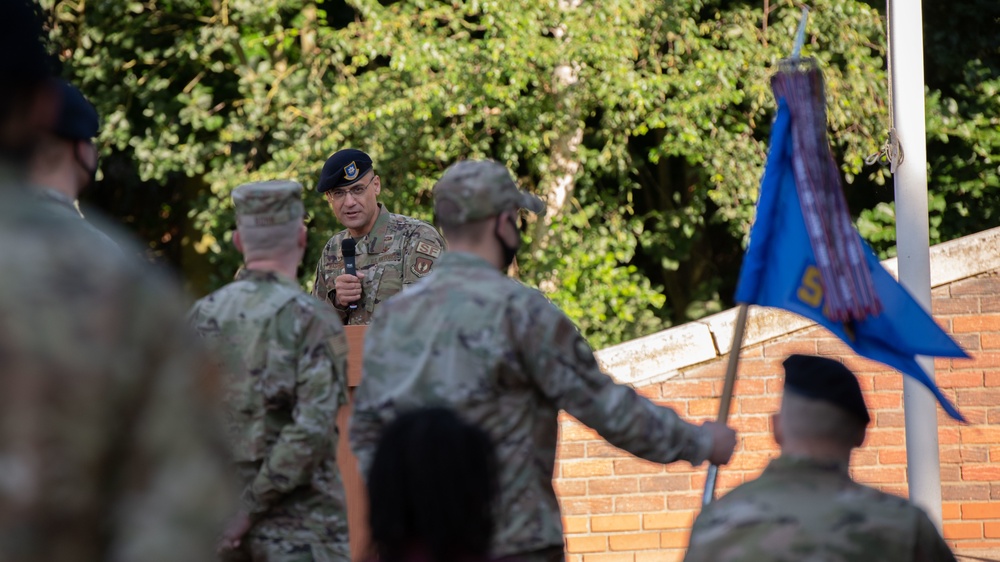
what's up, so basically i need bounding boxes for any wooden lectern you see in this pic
[337,325,370,561]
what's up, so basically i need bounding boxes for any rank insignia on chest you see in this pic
[344,161,359,180]
[377,251,402,264]
[412,257,433,276]
[415,240,441,258]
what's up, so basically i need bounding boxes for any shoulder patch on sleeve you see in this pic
[415,239,442,258]
[411,256,434,277]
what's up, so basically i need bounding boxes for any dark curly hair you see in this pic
[367,407,498,562]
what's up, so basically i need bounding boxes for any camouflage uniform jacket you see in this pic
[684,455,957,562]
[188,269,350,543]
[0,176,234,562]
[312,204,445,325]
[350,251,713,558]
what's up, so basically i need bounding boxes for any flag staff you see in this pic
[701,7,810,506]
[702,304,748,505]
[887,0,944,530]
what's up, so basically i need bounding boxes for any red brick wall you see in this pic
[555,271,1000,562]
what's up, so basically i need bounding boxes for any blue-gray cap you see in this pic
[53,80,99,141]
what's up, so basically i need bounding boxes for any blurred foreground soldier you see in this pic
[367,407,497,562]
[684,355,956,562]
[189,180,350,562]
[351,160,737,562]
[0,2,233,561]
[312,148,445,325]
[29,79,118,250]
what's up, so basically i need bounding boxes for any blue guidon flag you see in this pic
[735,97,969,422]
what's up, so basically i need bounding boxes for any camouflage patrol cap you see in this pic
[783,354,870,425]
[433,160,545,225]
[232,180,305,228]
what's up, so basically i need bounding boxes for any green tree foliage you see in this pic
[856,0,1000,256]
[45,0,997,349]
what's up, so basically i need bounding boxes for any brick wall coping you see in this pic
[594,226,1000,386]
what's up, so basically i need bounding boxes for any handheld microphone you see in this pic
[341,239,358,311]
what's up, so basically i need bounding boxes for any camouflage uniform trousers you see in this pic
[221,514,350,562]
[223,464,350,562]
[244,519,350,562]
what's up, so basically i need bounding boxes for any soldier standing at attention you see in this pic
[684,355,956,562]
[0,1,233,560]
[312,149,445,325]
[189,180,351,562]
[29,79,119,251]
[350,160,737,562]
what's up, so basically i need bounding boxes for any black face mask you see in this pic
[495,214,521,270]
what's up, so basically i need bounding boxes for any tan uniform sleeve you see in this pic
[516,292,713,466]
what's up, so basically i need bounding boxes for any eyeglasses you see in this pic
[329,174,376,200]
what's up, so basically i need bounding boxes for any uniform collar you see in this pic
[768,454,850,475]
[235,268,301,290]
[357,203,392,254]
[36,187,78,210]
[438,251,501,271]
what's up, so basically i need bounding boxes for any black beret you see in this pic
[317,148,373,193]
[53,80,99,140]
[783,354,870,425]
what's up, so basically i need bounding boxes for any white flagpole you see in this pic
[888,0,944,529]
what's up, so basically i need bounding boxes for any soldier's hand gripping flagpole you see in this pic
[702,303,748,505]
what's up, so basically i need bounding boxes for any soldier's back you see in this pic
[189,269,350,559]
[355,251,571,558]
[684,455,956,562]
[0,187,233,562]
[357,250,538,420]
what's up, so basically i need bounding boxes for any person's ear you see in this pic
[298,224,307,249]
[500,209,516,230]
[772,413,783,446]
[233,230,243,254]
